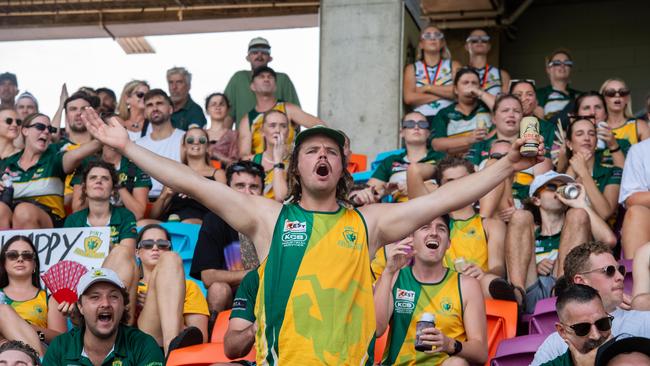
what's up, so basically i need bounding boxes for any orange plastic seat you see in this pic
[348,153,368,173]
[374,326,389,365]
[485,299,518,366]
[166,309,256,366]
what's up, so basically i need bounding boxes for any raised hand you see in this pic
[82,107,129,152]
[506,137,546,172]
[385,237,415,273]
[555,183,589,209]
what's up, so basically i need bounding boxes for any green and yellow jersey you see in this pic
[255,203,376,365]
[249,101,298,155]
[1,289,48,328]
[444,214,488,272]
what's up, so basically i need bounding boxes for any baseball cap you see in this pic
[529,170,575,197]
[595,335,650,365]
[252,66,277,80]
[77,268,125,296]
[0,72,17,86]
[295,125,345,149]
[248,37,271,52]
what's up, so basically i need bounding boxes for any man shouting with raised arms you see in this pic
[82,108,543,365]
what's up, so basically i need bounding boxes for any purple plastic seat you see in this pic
[490,333,547,366]
[528,296,558,335]
[620,259,633,295]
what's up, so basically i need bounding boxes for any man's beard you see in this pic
[69,121,87,133]
[581,336,608,353]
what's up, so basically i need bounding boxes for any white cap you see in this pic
[529,170,575,197]
[420,313,435,322]
[77,268,125,296]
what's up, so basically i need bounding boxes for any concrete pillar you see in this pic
[318,0,406,161]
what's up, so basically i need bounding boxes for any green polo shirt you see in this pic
[430,102,492,142]
[535,229,561,264]
[540,349,574,366]
[70,156,152,192]
[536,85,581,120]
[64,206,137,247]
[231,268,259,323]
[43,324,164,366]
[2,144,66,218]
[371,149,443,182]
[224,69,300,124]
[171,97,207,130]
[592,160,622,192]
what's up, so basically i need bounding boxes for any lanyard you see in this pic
[423,59,443,86]
[480,64,489,88]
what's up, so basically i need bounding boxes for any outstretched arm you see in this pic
[82,108,281,260]
[362,139,544,252]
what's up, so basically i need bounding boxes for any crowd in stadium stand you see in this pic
[2,27,650,366]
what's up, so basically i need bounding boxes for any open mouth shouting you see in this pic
[97,309,114,326]
[315,161,331,179]
[425,239,439,250]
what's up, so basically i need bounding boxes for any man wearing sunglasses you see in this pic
[506,171,616,313]
[465,29,511,96]
[540,284,613,366]
[532,241,650,365]
[83,105,545,365]
[537,49,581,121]
[190,161,264,323]
[362,112,443,204]
[224,37,300,124]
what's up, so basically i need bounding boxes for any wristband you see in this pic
[273,162,285,170]
[609,145,621,153]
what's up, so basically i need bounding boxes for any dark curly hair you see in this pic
[563,241,612,283]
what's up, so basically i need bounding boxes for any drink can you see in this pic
[415,313,436,352]
[454,257,467,272]
[596,121,608,150]
[477,119,487,130]
[558,184,580,200]
[519,116,540,157]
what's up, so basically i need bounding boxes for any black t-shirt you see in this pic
[189,211,240,280]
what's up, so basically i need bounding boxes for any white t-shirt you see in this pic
[135,128,184,198]
[531,308,650,365]
[619,139,650,206]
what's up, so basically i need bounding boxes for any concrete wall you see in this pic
[319,0,404,159]
[501,0,650,113]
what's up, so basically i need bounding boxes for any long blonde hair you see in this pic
[599,78,633,119]
[117,80,150,120]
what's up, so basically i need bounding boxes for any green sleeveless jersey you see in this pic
[255,203,376,365]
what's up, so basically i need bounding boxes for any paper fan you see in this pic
[41,260,89,303]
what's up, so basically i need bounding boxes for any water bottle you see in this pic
[415,313,436,352]
[1,174,13,207]
[596,121,608,150]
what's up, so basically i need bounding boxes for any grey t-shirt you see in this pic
[531,308,650,365]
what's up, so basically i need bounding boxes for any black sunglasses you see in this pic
[5,250,36,261]
[603,88,631,98]
[138,239,172,251]
[26,122,57,133]
[489,152,507,160]
[548,60,574,67]
[231,162,264,175]
[134,92,146,99]
[402,120,430,130]
[564,315,614,337]
[185,136,207,145]
[4,117,22,126]
[579,264,626,278]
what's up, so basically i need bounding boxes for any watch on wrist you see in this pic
[273,162,285,170]
[37,330,45,342]
[449,340,462,356]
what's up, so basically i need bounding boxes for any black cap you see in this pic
[0,72,17,86]
[252,66,277,80]
[595,335,650,365]
[295,125,345,149]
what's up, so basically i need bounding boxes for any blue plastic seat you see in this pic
[155,222,207,296]
[352,148,405,184]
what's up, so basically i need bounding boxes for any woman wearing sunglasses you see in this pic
[149,127,226,224]
[135,224,209,354]
[204,93,238,166]
[564,118,621,220]
[465,29,511,96]
[117,80,150,140]
[467,95,552,219]
[599,78,650,145]
[537,49,581,121]
[403,25,461,126]
[0,113,101,229]
[0,108,21,161]
[247,110,289,202]
[0,235,67,355]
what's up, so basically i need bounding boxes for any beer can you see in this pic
[558,184,580,200]
[519,116,540,157]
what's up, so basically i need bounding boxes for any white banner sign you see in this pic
[0,227,110,274]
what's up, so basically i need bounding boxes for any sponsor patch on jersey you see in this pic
[232,297,248,311]
[395,300,415,314]
[284,219,306,233]
[396,288,415,302]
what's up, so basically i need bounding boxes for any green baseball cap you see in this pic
[295,125,345,149]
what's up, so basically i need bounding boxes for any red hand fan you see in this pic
[41,260,89,303]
